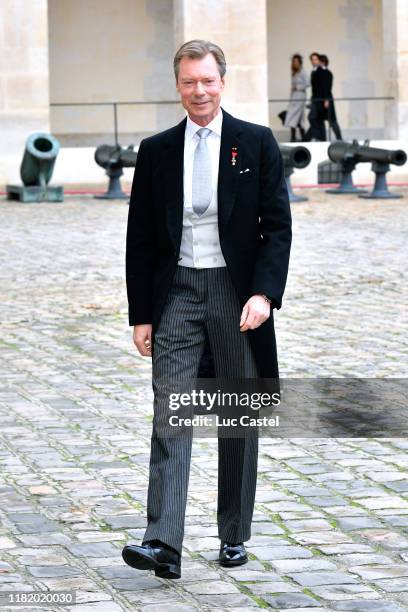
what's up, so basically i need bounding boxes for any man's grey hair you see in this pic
[173,39,226,81]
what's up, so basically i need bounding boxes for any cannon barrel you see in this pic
[94,145,119,168]
[280,145,311,169]
[328,141,407,166]
[20,133,60,187]
[279,145,311,203]
[6,132,63,202]
[120,147,138,167]
[94,144,137,169]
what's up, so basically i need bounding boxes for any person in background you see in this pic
[284,53,310,142]
[319,54,343,140]
[304,52,327,141]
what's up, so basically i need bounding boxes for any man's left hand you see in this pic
[240,295,271,332]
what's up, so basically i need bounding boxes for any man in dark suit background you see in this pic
[122,39,292,579]
[320,54,343,141]
[305,52,327,141]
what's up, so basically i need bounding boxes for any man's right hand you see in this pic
[133,324,152,356]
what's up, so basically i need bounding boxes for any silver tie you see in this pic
[192,127,212,216]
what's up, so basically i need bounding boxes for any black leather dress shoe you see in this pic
[122,542,181,579]
[219,541,248,567]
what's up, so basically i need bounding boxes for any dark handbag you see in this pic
[277,110,287,125]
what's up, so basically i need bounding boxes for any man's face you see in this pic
[176,53,224,125]
[310,54,321,67]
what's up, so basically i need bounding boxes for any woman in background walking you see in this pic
[284,54,310,142]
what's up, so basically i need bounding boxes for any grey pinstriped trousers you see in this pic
[142,265,259,555]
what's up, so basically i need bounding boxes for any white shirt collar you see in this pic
[185,107,223,140]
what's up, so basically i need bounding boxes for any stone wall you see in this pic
[0,0,50,184]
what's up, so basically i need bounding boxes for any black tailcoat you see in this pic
[126,108,292,378]
[322,68,338,123]
[310,66,329,120]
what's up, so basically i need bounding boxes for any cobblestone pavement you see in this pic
[0,189,407,611]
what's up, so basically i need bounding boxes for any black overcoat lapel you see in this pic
[162,117,186,251]
[217,108,243,236]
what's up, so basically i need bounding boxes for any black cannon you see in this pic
[327,140,407,198]
[94,144,138,199]
[279,145,312,203]
[6,133,63,202]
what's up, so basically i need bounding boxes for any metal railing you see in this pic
[268,96,394,102]
[50,96,395,144]
[50,100,180,146]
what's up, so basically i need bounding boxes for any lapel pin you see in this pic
[231,147,238,166]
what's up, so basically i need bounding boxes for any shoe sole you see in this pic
[122,547,181,579]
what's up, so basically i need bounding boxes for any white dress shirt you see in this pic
[178,107,227,268]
